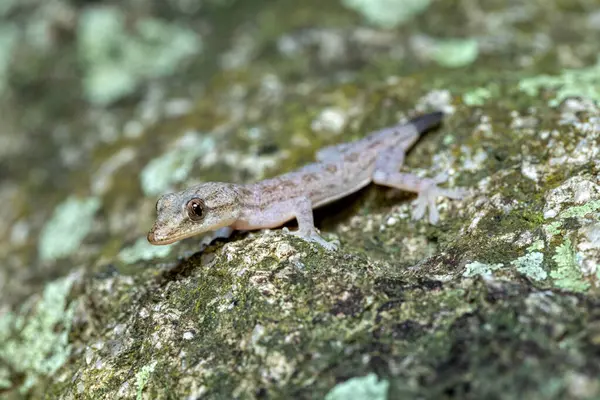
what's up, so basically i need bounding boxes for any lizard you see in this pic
[147,111,464,250]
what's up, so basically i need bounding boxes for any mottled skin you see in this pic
[147,112,464,250]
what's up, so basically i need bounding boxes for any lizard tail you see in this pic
[410,111,444,134]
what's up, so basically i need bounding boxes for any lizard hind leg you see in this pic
[372,147,465,224]
[408,172,465,223]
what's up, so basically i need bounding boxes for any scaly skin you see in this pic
[147,112,464,250]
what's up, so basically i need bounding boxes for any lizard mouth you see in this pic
[147,219,235,245]
[147,226,198,245]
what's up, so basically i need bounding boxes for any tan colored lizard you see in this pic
[147,111,464,250]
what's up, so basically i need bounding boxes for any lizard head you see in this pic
[147,182,242,245]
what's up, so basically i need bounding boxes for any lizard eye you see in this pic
[186,198,205,221]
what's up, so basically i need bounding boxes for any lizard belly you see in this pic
[311,177,372,208]
[232,199,299,230]
[233,156,375,230]
[311,160,374,207]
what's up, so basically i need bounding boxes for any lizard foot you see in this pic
[412,173,466,224]
[286,228,339,251]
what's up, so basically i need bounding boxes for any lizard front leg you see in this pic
[199,226,234,247]
[372,147,464,224]
[287,196,339,251]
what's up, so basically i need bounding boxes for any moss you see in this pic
[518,209,546,226]
[424,281,585,399]
[477,208,541,241]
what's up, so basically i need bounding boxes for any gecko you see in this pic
[147,111,464,250]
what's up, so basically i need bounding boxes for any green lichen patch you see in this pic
[38,196,101,262]
[519,57,600,106]
[0,275,77,394]
[140,132,216,196]
[325,373,389,400]
[430,38,479,68]
[546,221,563,237]
[463,261,504,277]
[136,361,157,400]
[544,201,600,241]
[78,6,202,105]
[559,200,600,220]
[118,237,174,264]
[462,86,493,106]
[511,252,547,282]
[463,248,547,284]
[341,0,431,28]
[527,240,545,252]
[550,238,590,293]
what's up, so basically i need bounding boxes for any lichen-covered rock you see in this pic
[1,1,600,399]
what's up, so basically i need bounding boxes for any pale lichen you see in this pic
[325,373,389,400]
[463,87,492,106]
[38,196,101,262]
[140,132,216,196]
[341,0,431,28]
[559,200,600,220]
[136,361,157,400]
[431,38,479,68]
[511,252,547,281]
[519,57,600,106]
[78,6,202,105]
[551,238,589,292]
[463,261,504,277]
[118,237,174,264]
[545,221,563,237]
[0,275,77,393]
[526,240,545,252]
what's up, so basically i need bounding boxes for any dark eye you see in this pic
[186,198,205,221]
